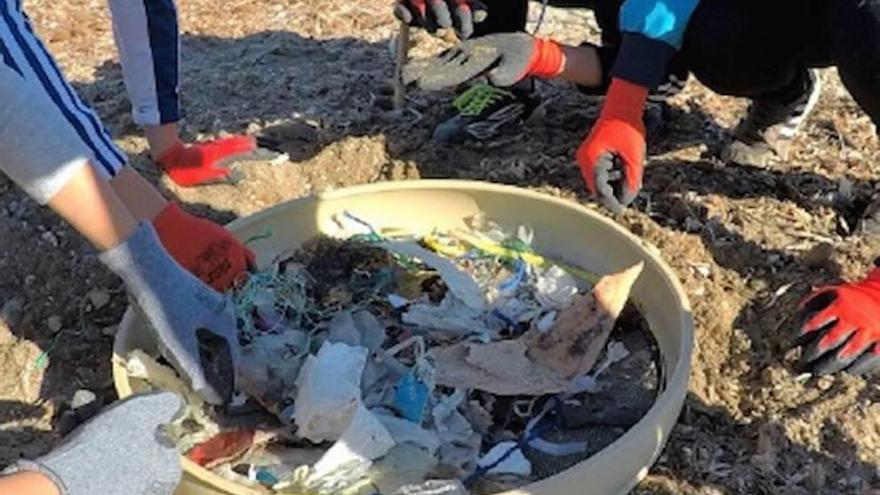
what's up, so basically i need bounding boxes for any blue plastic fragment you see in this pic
[393,372,429,423]
[497,260,526,294]
[255,469,279,487]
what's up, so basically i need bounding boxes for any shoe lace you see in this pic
[453,84,515,117]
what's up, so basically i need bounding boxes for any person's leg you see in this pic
[0,0,128,180]
[108,0,256,186]
[827,0,880,131]
[0,1,172,223]
[677,0,824,165]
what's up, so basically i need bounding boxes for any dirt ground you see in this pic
[3,0,880,493]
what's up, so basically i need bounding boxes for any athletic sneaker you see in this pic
[432,82,541,144]
[723,69,822,166]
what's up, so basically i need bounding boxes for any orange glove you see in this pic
[576,78,648,213]
[794,267,880,376]
[152,203,254,291]
[156,136,256,187]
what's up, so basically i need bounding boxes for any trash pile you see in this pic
[123,212,661,495]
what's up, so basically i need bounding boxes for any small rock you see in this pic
[802,243,834,269]
[47,315,63,333]
[87,289,111,310]
[41,231,59,247]
[101,325,118,337]
[684,217,703,233]
[71,389,102,422]
[1,297,25,327]
[817,375,834,391]
[24,275,36,286]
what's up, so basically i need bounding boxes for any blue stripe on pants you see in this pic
[143,0,180,124]
[0,34,20,75]
[0,8,119,175]
[19,14,128,167]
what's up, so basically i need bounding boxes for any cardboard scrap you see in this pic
[523,262,643,380]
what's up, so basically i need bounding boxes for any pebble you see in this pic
[1,297,25,327]
[41,231,59,247]
[71,389,102,422]
[47,315,63,333]
[101,325,118,337]
[802,242,834,269]
[88,289,111,310]
[24,275,36,286]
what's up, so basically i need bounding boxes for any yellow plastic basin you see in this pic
[112,180,693,495]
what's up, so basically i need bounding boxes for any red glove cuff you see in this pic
[528,37,566,79]
[601,78,650,124]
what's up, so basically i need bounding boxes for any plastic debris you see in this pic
[393,372,430,423]
[381,241,486,311]
[523,262,644,379]
[432,391,482,477]
[477,441,532,476]
[310,404,395,480]
[370,443,438,495]
[430,340,567,395]
[141,214,659,494]
[187,430,256,468]
[534,265,580,309]
[327,310,387,352]
[388,294,409,308]
[402,295,492,338]
[394,480,470,495]
[294,342,369,443]
[238,330,308,415]
[376,413,441,454]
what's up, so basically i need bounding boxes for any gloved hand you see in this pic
[794,267,880,376]
[403,32,565,91]
[156,136,256,187]
[101,222,240,404]
[576,78,648,213]
[12,392,183,495]
[394,0,487,39]
[153,203,254,291]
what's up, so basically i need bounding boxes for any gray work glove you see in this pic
[100,222,240,405]
[14,392,184,495]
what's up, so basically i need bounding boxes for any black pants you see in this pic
[476,0,880,128]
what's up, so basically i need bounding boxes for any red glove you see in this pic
[152,203,255,291]
[576,78,648,213]
[156,136,256,187]
[795,267,880,376]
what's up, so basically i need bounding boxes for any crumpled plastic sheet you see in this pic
[238,330,308,417]
[294,342,369,443]
[376,412,441,454]
[381,241,487,312]
[533,265,580,309]
[327,310,387,352]
[394,479,470,495]
[402,295,492,340]
[310,403,396,481]
[477,441,531,476]
[432,390,482,477]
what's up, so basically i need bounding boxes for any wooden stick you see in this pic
[393,21,410,111]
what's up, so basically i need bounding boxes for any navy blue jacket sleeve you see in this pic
[611,0,701,88]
